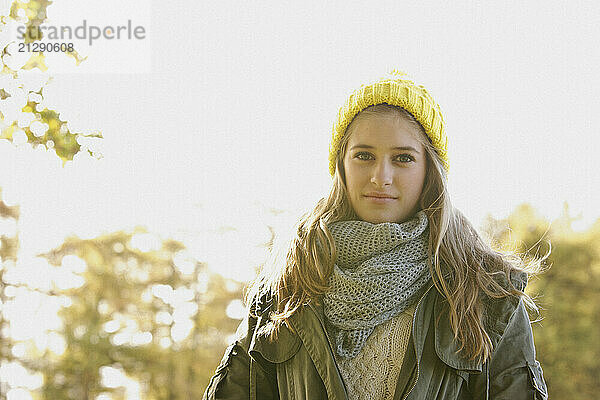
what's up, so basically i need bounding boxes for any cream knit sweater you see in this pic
[334,304,416,400]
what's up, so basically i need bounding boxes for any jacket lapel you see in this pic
[248,301,348,399]
[291,301,348,399]
[431,290,483,372]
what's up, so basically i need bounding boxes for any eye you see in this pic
[394,154,415,163]
[353,152,374,161]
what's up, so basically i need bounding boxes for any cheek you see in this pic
[410,169,427,196]
[344,164,364,194]
[343,160,354,185]
[399,170,426,195]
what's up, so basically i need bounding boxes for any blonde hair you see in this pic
[246,104,545,362]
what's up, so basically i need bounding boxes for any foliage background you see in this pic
[1,1,599,399]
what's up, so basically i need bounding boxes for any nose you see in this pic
[370,159,393,187]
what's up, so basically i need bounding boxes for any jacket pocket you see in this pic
[526,361,548,400]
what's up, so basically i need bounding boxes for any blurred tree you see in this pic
[1,0,101,162]
[24,229,245,399]
[0,188,19,397]
[482,203,600,400]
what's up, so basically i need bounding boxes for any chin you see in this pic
[363,214,400,224]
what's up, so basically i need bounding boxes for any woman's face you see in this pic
[343,115,427,224]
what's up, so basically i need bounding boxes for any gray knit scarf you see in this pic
[324,210,431,359]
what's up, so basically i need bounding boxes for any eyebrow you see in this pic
[349,144,421,154]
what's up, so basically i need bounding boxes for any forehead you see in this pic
[347,115,424,147]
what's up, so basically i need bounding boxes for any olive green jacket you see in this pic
[203,282,548,400]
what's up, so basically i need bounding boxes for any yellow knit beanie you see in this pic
[328,70,448,176]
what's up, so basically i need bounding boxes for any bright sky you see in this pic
[1,0,600,286]
[1,1,599,397]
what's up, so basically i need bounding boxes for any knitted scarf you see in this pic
[324,210,431,358]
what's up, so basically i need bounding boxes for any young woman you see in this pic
[203,71,548,399]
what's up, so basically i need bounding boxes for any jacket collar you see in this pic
[248,285,484,375]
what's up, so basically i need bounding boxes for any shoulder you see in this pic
[482,268,530,345]
[231,286,273,351]
[499,267,528,293]
[243,287,304,364]
[251,287,276,316]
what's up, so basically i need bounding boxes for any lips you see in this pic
[363,192,398,203]
[363,192,398,199]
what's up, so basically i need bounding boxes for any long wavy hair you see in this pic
[246,104,545,363]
